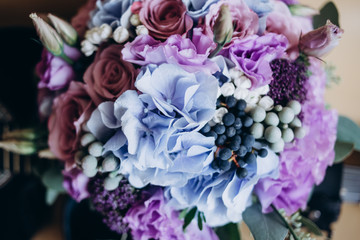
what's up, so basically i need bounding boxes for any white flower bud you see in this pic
[233,88,249,100]
[270,139,285,153]
[102,155,120,172]
[113,26,130,44]
[80,133,96,147]
[213,107,228,123]
[258,96,274,111]
[81,155,98,171]
[48,14,78,46]
[85,28,103,44]
[83,168,97,178]
[136,25,149,35]
[264,126,282,143]
[104,176,121,191]
[99,24,112,39]
[220,82,235,97]
[234,76,251,89]
[229,68,244,80]
[130,14,141,26]
[81,40,98,56]
[88,142,103,157]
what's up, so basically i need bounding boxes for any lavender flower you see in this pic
[123,188,219,240]
[268,58,308,106]
[88,176,139,234]
[223,33,288,89]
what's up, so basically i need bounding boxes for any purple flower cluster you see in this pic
[88,176,139,234]
[268,58,308,106]
[123,189,219,240]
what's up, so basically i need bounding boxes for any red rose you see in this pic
[83,44,137,106]
[139,0,193,40]
[48,82,93,169]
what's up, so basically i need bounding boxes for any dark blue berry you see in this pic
[236,167,248,178]
[206,131,218,139]
[237,111,246,117]
[229,141,240,151]
[226,127,236,138]
[242,116,253,128]
[237,159,247,168]
[237,99,247,111]
[214,124,226,135]
[233,118,242,130]
[225,96,237,108]
[258,148,268,158]
[238,145,247,157]
[223,113,235,126]
[236,129,242,135]
[219,148,232,160]
[243,134,255,148]
[244,153,256,164]
[218,159,231,171]
[211,160,220,170]
[200,123,211,134]
[215,135,227,146]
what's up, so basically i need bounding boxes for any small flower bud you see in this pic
[299,20,344,58]
[99,24,112,39]
[88,142,103,157]
[85,28,103,44]
[81,155,98,171]
[220,82,235,97]
[213,4,233,45]
[136,25,149,35]
[30,13,64,56]
[81,40,98,56]
[80,133,96,147]
[130,14,141,26]
[104,176,122,191]
[102,155,120,172]
[48,14,78,46]
[113,26,130,43]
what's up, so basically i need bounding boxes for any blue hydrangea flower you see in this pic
[165,149,279,227]
[244,0,273,34]
[182,0,219,19]
[87,64,219,188]
[89,0,136,29]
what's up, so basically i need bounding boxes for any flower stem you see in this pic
[209,43,224,58]
[271,204,300,240]
[59,52,74,65]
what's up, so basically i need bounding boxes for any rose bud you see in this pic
[299,20,344,57]
[48,14,78,46]
[30,13,64,56]
[213,4,233,46]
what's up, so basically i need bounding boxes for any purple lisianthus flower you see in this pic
[123,188,219,240]
[182,0,219,19]
[62,167,90,202]
[223,33,288,89]
[165,149,279,227]
[36,45,81,91]
[89,0,136,29]
[255,58,338,215]
[122,28,218,74]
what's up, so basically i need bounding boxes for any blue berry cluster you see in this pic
[200,96,268,179]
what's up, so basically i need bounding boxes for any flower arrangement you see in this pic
[8,0,351,239]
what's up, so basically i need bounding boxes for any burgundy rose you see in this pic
[83,44,137,106]
[139,0,193,40]
[48,82,93,169]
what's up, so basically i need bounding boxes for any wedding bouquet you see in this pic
[26,0,347,239]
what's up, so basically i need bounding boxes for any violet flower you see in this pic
[224,33,288,89]
[63,167,90,202]
[123,188,219,240]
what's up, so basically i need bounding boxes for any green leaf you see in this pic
[201,212,206,223]
[337,116,360,151]
[183,207,197,231]
[179,208,188,220]
[313,2,340,29]
[215,223,241,240]
[334,141,354,164]
[41,167,65,191]
[243,203,288,240]
[197,212,203,230]
[300,216,323,236]
[46,189,61,205]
